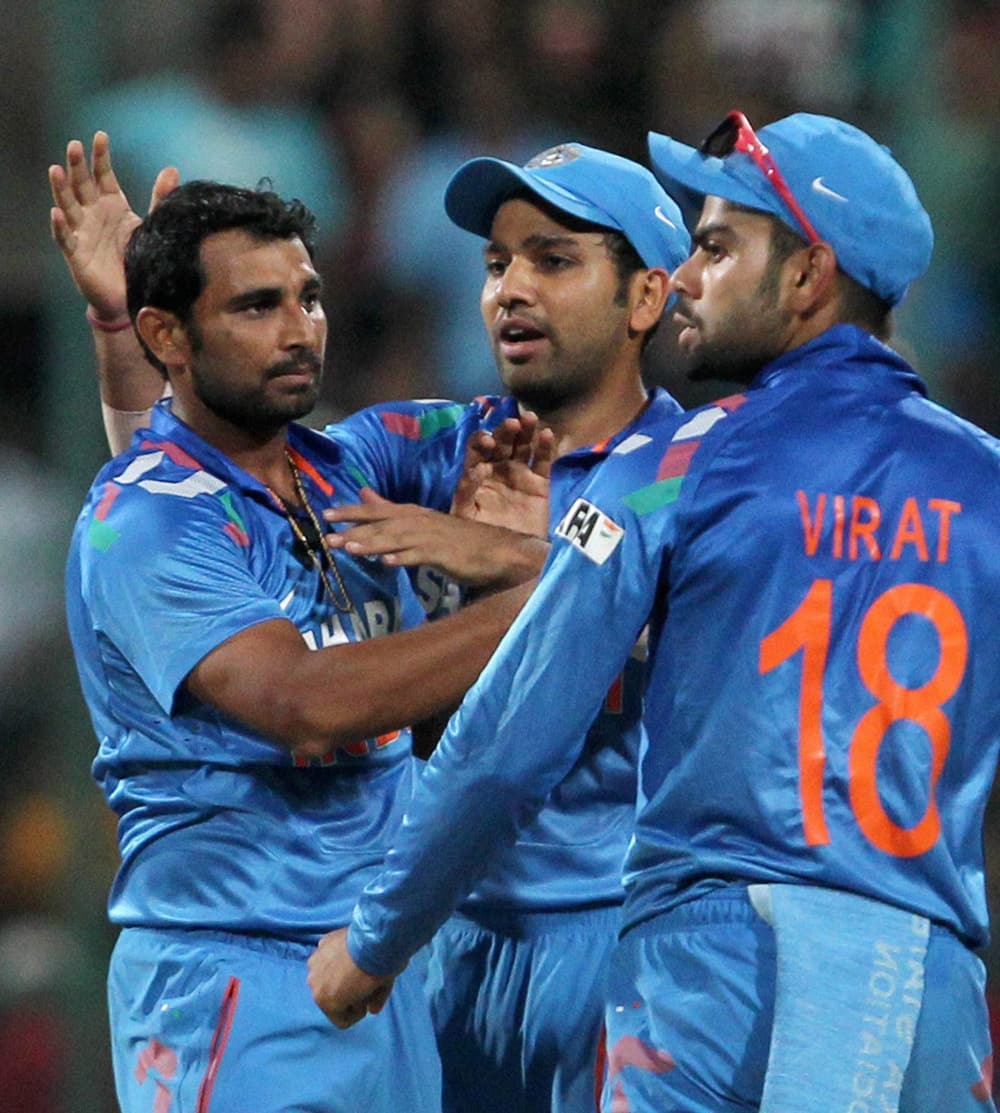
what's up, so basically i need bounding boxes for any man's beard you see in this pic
[685,342,769,386]
[679,274,791,387]
[498,341,606,418]
[191,352,324,435]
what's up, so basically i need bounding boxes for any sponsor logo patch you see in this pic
[555,498,625,565]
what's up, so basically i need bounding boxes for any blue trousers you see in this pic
[108,926,441,1113]
[426,905,621,1113]
[603,886,994,1113]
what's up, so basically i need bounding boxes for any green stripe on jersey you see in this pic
[623,476,683,515]
[88,518,120,551]
[420,405,464,438]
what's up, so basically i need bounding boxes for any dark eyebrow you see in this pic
[227,286,282,311]
[484,233,584,255]
[691,221,733,248]
[227,275,322,311]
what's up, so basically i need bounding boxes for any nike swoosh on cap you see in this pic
[812,177,849,203]
[653,206,678,228]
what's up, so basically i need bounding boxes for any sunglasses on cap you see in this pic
[700,110,821,245]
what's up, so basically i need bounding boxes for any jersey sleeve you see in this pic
[323,399,487,511]
[80,482,284,714]
[347,435,683,974]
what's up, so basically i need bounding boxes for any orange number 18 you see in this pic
[759,580,968,858]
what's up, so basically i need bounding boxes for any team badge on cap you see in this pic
[525,144,582,169]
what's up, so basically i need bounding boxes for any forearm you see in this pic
[93,325,164,411]
[296,581,534,750]
[189,581,535,758]
[89,322,167,453]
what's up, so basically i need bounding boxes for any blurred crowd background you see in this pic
[2,0,998,1108]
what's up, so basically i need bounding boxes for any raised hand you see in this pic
[452,413,555,538]
[48,131,178,319]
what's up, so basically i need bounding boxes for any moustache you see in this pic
[672,299,698,328]
[266,353,323,379]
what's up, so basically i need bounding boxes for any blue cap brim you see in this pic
[445,158,628,242]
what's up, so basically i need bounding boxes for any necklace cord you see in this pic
[269,451,355,614]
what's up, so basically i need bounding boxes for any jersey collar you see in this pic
[561,387,684,461]
[751,324,929,397]
[145,400,343,499]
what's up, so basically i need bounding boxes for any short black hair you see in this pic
[124,180,318,374]
[602,229,645,301]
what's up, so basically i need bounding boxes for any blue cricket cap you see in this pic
[444,142,691,273]
[647,113,933,307]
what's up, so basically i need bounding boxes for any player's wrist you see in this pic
[86,304,132,333]
[501,533,549,583]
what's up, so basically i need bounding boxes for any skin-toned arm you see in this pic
[185,581,533,760]
[323,416,555,589]
[48,132,175,447]
[324,490,549,590]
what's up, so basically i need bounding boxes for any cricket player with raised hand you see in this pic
[53,153,542,1111]
[51,133,691,1111]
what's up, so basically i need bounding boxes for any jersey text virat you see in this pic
[797,492,961,562]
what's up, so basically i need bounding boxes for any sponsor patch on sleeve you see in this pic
[554,498,625,565]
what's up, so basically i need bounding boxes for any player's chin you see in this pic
[499,365,549,404]
[273,383,321,421]
[496,350,537,378]
[684,360,716,383]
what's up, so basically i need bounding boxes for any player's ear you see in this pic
[785,241,838,317]
[135,307,191,370]
[628,267,670,337]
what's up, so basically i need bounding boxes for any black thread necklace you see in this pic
[268,450,355,614]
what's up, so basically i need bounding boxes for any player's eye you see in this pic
[538,254,573,272]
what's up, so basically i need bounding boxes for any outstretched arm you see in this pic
[309,519,652,1023]
[49,131,176,449]
[323,489,548,590]
[322,415,555,590]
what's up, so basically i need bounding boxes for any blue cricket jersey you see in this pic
[326,387,682,910]
[66,403,426,940]
[347,325,1000,975]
